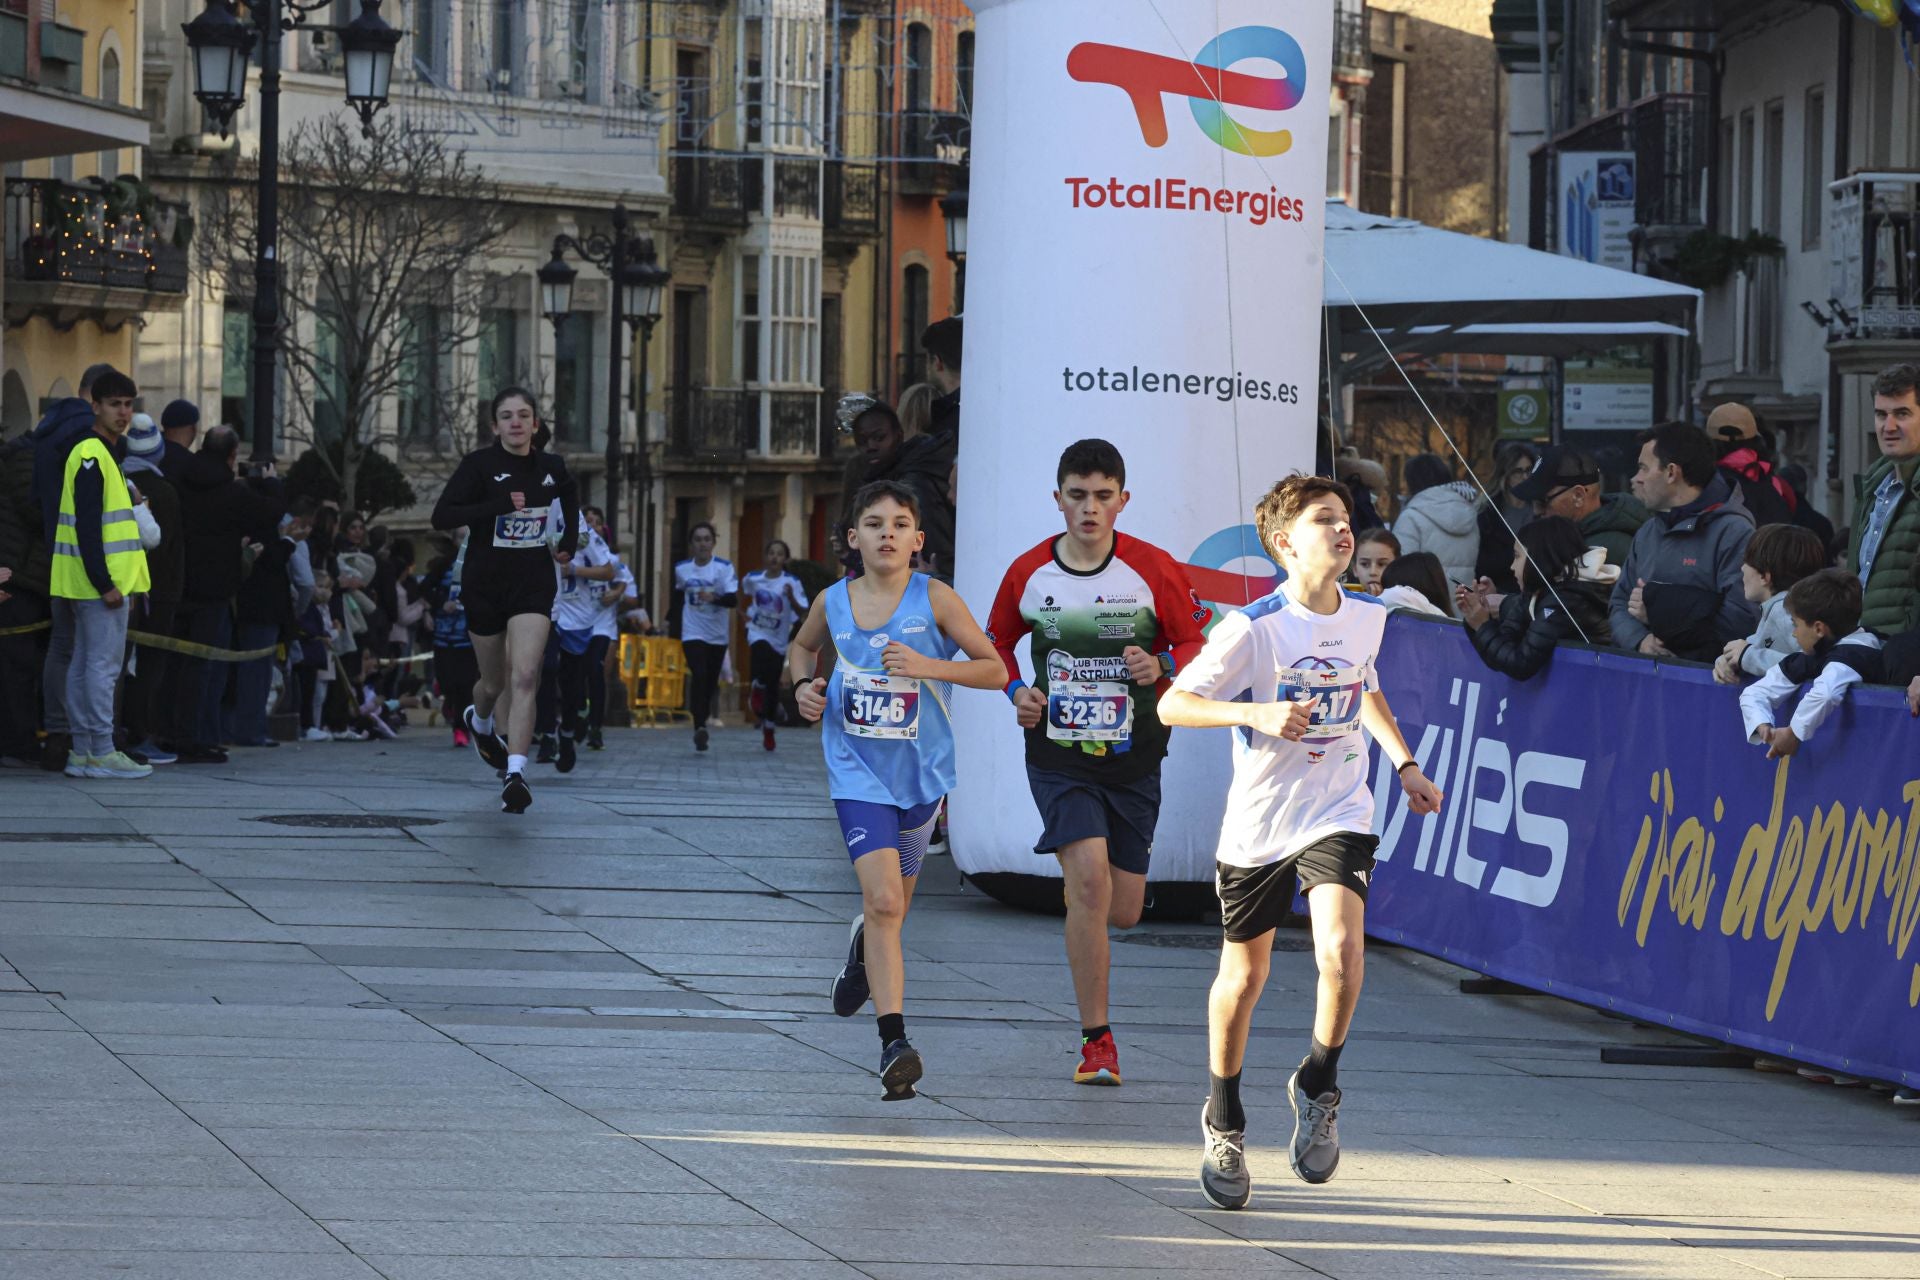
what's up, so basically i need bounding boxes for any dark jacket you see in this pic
[27,398,96,545]
[235,535,296,632]
[1580,492,1650,572]
[929,387,960,440]
[1848,453,1920,636]
[178,450,287,605]
[861,433,956,581]
[159,439,194,484]
[1468,565,1615,681]
[0,434,49,599]
[122,457,184,606]
[1609,473,1758,658]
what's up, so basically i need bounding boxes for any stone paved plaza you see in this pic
[0,722,1915,1279]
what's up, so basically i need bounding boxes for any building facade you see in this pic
[3,0,179,433]
[1515,0,1920,520]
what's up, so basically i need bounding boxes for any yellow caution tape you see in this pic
[0,618,273,661]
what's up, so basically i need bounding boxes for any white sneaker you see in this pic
[90,751,153,779]
[302,727,333,742]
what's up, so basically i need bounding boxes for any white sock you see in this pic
[507,753,527,775]
[474,712,495,735]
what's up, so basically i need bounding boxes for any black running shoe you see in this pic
[879,1038,923,1102]
[587,727,604,751]
[501,771,532,814]
[535,735,558,765]
[829,917,869,1017]
[694,727,709,752]
[557,732,577,773]
[464,706,508,771]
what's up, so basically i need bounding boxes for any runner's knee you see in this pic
[1315,929,1363,987]
[863,877,907,927]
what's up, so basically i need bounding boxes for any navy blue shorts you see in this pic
[1026,765,1160,876]
[834,798,941,878]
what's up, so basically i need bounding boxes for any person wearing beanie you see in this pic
[158,400,200,483]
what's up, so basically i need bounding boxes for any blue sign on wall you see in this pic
[1367,615,1919,1085]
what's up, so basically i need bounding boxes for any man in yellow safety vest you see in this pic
[47,369,151,779]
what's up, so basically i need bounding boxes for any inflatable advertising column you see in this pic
[953,1,1334,898]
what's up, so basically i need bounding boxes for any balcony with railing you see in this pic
[3,179,190,324]
[771,157,820,220]
[1827,173,1920,345]
[896,112,969,195]
[669,386,755,461]
[1528,92,1709,251]
[768,391,822,459]
[826,161,880,235]
[671,153,761,228]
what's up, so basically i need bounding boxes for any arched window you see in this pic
[956,30,974,118]
[901,263,930,390]
[98,47,122,178]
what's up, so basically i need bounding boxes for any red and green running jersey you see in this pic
[987,532,1212,784]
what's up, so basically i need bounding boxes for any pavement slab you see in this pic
[1,727,1913,1279]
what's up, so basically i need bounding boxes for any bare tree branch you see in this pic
[196,116,509,513]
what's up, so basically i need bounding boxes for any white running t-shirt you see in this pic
[553,527,615,632]
[742,570,808,653]
[675,557,738,646]
[1171,587,1388,869]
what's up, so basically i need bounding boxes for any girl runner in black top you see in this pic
[431,386,578,813]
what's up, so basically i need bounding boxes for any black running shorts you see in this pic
[1215,832,1379,942]
[1026,764,1160,876]
[461,575,557,638]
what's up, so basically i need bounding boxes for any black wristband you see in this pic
[1396,760,1420,775]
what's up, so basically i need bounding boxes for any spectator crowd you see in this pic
[0,363,654,779]
[1328,362,1920,729]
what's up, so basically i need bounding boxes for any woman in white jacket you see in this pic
[1394,453,1484,588]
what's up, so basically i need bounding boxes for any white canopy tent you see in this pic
[1319,204,1702,421]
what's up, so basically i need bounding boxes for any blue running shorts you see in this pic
[834,798,942,878]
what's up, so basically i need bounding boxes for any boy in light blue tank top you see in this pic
[787,480,1006,1100]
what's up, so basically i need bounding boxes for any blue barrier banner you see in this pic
[1367,613,1920,1086]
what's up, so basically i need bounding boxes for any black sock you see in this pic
[877,1012,905,1046]
[1298,1037,1343,1097]
[1207,1070,1244,1132]
[1081,1024,1111,1043]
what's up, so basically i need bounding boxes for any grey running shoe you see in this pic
[1287,1067,1341,1184]
[829,917,869,1017]
[1199,1103,1251,1209]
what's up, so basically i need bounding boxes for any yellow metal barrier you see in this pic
[620,634,692,725]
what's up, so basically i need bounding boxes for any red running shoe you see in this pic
[453,728,470,749]
[763,726,776,751]
[1074,1031,1122,1086]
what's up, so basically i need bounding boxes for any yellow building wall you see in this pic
[3,3,149,422]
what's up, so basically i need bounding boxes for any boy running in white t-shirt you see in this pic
[1159,474,1444,1211]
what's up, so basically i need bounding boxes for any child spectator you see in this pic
[1348,529,1399,595]
[1739,569,1883,759]
[1457,516,1615,681]
[1376,552,1450,617]
[1714,524,1828,685]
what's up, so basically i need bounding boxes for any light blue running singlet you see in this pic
[821,573,957,806]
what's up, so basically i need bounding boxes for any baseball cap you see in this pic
[1705,402,1759,442]
[125,413,163,458]
[1511,446,1601,503]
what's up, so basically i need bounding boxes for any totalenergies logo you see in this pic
[1068,26,1308,157]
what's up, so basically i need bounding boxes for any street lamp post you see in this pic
[940,179,968,311]
[538,206,669,606]
[183,0,401,467]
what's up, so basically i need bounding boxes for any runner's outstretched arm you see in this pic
[1358,691,1444,815]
